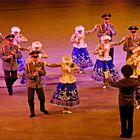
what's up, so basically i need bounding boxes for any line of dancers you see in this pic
[0,12,140,138]
[0,13,140,117]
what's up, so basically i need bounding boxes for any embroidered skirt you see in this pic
[17,50,25,72]
[50,82,79,106]
[91,59,120,82]
[72,47,93,70]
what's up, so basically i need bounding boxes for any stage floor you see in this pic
[0,0,140,140]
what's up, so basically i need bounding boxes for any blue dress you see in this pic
[70,32,93,71]
[17,50,25,72]
[91,59,120,82]
[17,50,27,84]
[91,42,121,82]
[72,47,93,70]
[50,82,79,106]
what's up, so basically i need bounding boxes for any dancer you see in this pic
[87,13,117,62]
[28,41,48,84]
[0,34,20,95]
[126,47,140,109]
[91,35,125,88]
[50,55,79,114]
[11,26,27,47]
[123,26,140,60]
[70,25,93,73]
[25,50,49,118]
[126,47,140,78]
[11,26,28,84]
[105,64,140,138]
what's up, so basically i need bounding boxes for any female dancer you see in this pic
[126,47,140,109]
[50,55,79,114]
[70,25,93,73]
[11,26,28,84]
[92,35,125,88]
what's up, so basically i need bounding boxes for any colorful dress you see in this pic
[70,25,93,71]
[50,57,79,106]
[91,39,124,82]
[12,33,27,72]
[11,26,28,72]
[11,26,28,84]
[126,51,140,78]
[126,47,140,107]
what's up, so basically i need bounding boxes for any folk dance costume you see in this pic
[70,25,93,73]
[126,47,140,109]
[25,50,49,117]
[126,47,140,78]
[50,55,79,114]
[91,35,125,88]
[0,34,20,95]
[11,26,28,71]
[11,26,28,84]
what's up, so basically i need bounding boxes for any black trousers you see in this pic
[119,106,134,137]
[4,70,17,95]
[27,87,46,115]
[109,47,114,62]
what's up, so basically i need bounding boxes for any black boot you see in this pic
[28,100,35,117]
[40,109,49,115]
[8,85,13,96]
[40,100,49,115]
[30,114,35,118]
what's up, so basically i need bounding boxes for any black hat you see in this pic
[102,13,111,18]
[29,50,41,56]
[4,34,15,41]
[128,26,139,30]
[121,65,133,78]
